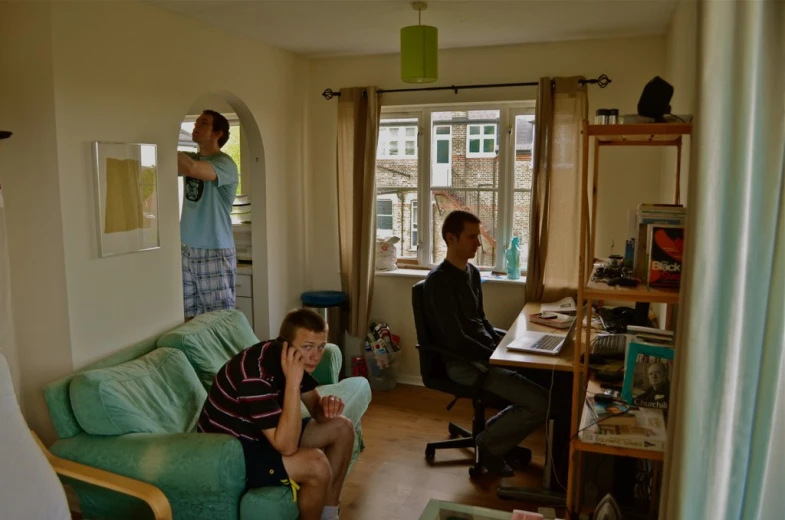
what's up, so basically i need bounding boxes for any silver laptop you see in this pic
[506,312,579,356]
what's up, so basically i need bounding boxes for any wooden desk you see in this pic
[490,303,577,372]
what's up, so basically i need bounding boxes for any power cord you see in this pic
[544,361,567,491]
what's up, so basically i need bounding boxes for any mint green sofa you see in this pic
[43,310,372,520]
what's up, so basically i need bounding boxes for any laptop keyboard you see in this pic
[530,335,564,351]
[591,335,627,356]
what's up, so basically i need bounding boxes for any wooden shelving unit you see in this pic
[565,122,692,517]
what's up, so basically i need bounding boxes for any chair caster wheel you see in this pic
[468,466,482,479]
[425,447,435,461]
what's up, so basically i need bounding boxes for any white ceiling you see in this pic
[152,0,679,58]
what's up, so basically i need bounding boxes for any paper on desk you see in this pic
[541,297,576,313]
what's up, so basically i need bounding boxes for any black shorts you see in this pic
[240,417,311,489]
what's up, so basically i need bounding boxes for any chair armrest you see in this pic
[416,343,488,373]
[33,432,172,520]
[494,327,508,337]
[49,432,246,498]
[312,343,342,384]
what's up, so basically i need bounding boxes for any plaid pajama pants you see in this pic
[182,244,237,318]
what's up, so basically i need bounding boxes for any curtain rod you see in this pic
[322,74,610,100]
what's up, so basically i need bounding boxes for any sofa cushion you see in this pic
[69,348,206,436]
[156,310,259,390]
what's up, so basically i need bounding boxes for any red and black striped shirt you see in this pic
[197,340,319,441]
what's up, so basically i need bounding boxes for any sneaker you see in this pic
[476,435,514,477]
[505,446,532,470]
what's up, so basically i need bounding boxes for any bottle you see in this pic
[505,237,521,280]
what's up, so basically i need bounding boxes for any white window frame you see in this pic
[377,124,418,159]
[376,102,534,273]
[466,123,498,158]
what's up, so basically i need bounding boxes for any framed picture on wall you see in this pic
[92,141,160,257]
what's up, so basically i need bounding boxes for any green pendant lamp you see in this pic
[400,2,438,83]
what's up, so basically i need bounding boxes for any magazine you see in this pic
[585,396,638,427]
[647,224,684,288]
[579,401,666,452]
[622,342,675,410]
[541,297,577,314]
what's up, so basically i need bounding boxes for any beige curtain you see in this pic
[526,77,589,302]
[336,87,380,337]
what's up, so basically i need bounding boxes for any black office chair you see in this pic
[411,280,509,478]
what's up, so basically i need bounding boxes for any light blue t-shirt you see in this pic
[180,151,238,250]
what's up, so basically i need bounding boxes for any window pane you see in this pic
[483,139,495,154]
[469,140,480,153]
[410,200,418,252]
[389,142,399,155]
[484,125,495,135]
[514,114,535,190]
[376,117,419,259]
[377,199,392,215]
[436,140,450,164]
[469,126,481,135]
[389,127,399,137]
[512,191,532,269]
[430,188,498,268]
[436,126,450,135]
[378,215,393,230]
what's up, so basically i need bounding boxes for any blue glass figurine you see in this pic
[505,237,521,280]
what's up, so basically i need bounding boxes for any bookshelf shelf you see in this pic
[572,439,665,461]
[585,268,681,304]
[588,123,692,140]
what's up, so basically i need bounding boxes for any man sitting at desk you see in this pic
[423,210,548,476]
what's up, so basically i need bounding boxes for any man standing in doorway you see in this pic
[177,110,239,320]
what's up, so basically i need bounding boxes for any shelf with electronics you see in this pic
[564,122,692,517]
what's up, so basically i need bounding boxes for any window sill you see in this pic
[374,268,526,285]
[375,268,429,279]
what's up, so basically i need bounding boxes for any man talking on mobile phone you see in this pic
[197,309,353,520]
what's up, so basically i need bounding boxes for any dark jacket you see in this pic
[422,260,500,362]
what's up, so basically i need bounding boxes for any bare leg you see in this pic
[281,448,332,520]
[300,416,355,507]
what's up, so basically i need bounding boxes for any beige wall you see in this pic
[0,2,75,439]
[0,1,307,438]
[305,36,667,382]
[661,0,697,202]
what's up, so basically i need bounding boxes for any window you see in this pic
[466,124,497,158]
[374,105,535,272]
[410,200,419,251]
[377,199,393,230]
[377,124,417,158]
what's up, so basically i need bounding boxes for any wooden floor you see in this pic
[340,384,552,519]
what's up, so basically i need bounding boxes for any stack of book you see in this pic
[631,204,686,287]
[579,396,667,452]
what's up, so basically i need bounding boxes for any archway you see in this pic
[178,92,270,337]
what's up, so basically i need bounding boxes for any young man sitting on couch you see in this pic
[197,309,354,520]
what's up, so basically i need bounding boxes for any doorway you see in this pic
[178,92,269,337]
